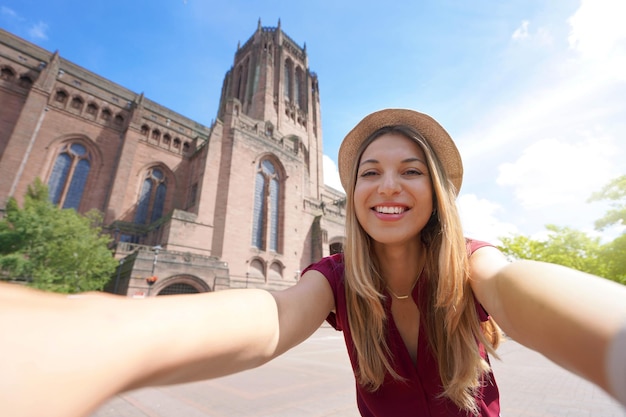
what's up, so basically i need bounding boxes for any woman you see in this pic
[1,109,625,417]
[307,109,504,415]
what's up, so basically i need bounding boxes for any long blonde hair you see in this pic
[343,126,501,414]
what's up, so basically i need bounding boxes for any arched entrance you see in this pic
[153,275,211,296]
[157,283,200,296]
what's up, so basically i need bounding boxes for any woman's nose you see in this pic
[378,173,401,195]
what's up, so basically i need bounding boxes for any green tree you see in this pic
[588,174,626,284]
[0,179,117,293]
[598,235,626,285]
[589,174,626,230]
[499,225,609,279]
[499,175,626,285]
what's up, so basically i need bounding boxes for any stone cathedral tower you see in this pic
[0,21,345,296]
[200,19,345,289]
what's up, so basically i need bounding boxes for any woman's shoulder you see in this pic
[303,253,345,278]
[465,237,495,255]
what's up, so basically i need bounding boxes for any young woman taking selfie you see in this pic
[2,109,625,417]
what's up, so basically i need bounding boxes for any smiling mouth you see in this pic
[374,206,408,214]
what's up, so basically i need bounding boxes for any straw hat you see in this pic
[338,109,463,194]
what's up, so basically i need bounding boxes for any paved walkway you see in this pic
[91,325,625,417]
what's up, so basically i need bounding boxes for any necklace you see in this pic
[387,265,424,300]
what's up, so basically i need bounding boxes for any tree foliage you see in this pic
[0,179,117,293]
[598,234,626,285]
[499,175,626,285]
[499,225,609,279]
[588,174,626,230]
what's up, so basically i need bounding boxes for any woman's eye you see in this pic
[360,171,377,177]
[404,169,422,176]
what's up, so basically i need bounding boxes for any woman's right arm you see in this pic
[0,270,334,417]
[469,247,626,406]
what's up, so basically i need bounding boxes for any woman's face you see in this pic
[353,132,434,247]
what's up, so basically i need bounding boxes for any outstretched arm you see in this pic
[469,246,626,406]
[0,270,334,417]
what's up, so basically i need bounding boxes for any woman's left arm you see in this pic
[469,246,626,405]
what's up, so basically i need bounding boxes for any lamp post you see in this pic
[147,245,162,296]
[151,245,161,276]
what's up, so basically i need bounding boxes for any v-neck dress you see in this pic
[302,239,500,417]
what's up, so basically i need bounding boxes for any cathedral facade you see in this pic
[0,21,346,296]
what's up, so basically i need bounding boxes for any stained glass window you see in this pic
[251,172,266,248]
[251,159,281,252]
[134,168,167,225]
[48,142,91,210]
[269,177,279,251]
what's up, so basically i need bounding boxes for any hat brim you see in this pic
[338,109,463,194]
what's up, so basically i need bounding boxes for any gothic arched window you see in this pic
[295,67,306,109]
[101,108,112,121]
[234,65,243,102]
[134,167,167,225]
[55,90,68,104]
[86,102,98,116]
[284,59,293,101]
[48,142,91,210]
[249,258,265,280]
[269,261,283,280]
[251,158,282,252]
[18,75,33,88]
[233,56,250,104]
[70,96,83,111]
[0,66,15,81]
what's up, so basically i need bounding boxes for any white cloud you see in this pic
[512,20,530,41]
[28,21,48,41]
[511,20,553,46]
[496,135,618,210]
[568,0,626,57]
[323,154,344,193]
[457,194,518,245]
[461,1,626,166]
[0,6,18,19]
[568,0,626,80]
[1,7,49,41]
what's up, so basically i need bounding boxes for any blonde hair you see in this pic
[343,126,501,414]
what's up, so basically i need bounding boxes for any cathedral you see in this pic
[0,20,346,297]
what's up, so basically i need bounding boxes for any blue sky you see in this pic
[2,0,625,244]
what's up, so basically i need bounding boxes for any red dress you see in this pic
[303,240,500,417]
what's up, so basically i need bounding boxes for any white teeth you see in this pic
[375,206,405,214]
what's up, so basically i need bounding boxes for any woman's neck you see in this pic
[373,239,425,289]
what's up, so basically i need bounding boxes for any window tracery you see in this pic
[48,142,91,210]
[251,158,282,252]
[134,167,167,225]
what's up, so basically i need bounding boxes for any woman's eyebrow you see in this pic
[402,157,426,164]
[359,157,426,167]
[359,158,379,167]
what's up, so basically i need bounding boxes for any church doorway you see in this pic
[156,283,201,295]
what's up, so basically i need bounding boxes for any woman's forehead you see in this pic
[361,132,426,159]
